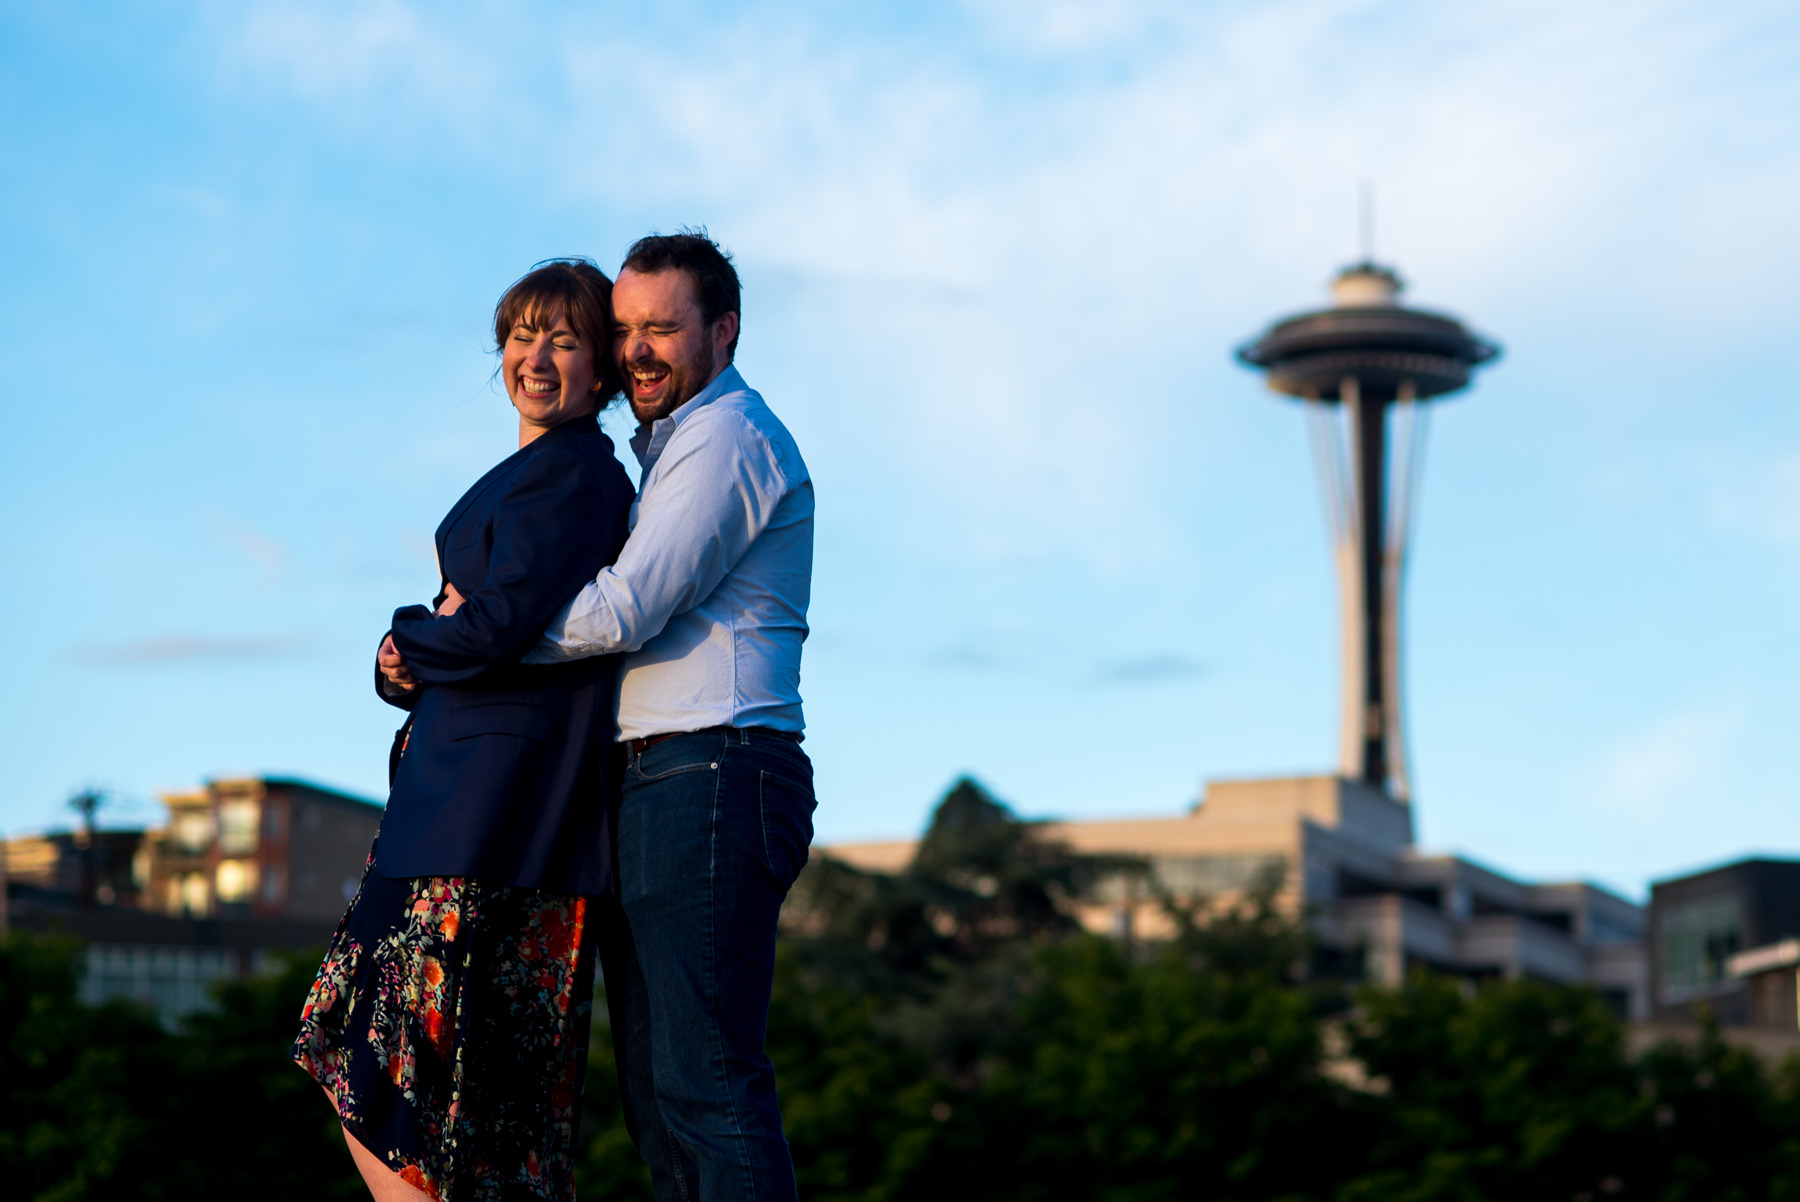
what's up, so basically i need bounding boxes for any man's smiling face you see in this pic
[612,266,739,424]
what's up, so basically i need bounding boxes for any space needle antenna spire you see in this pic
[1359,181,1375,263]
[1236,236,1500,805]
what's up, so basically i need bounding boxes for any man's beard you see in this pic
[626,342,718,424]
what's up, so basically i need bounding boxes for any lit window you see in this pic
[180,872,210,915]
[215,859,257,904]
[218,801,260,855]
[172,809,214,854]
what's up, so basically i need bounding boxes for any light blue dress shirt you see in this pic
[524,364,813,741]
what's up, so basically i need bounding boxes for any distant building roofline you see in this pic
[158,775,384,814]
[1651,856,1800,890]
[260,777,383,811]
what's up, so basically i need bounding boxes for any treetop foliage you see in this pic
[10,775,1800,1200]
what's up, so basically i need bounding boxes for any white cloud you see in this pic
[72,633,309,665]
[201,510,288,590]
[1583,703,1742,818]
[193,0,1800,582]
[1709,448,1800,551]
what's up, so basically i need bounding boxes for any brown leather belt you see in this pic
[626,731,684,757]
[626,726,801,758]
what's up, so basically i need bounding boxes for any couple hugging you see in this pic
[292,231,816,1202]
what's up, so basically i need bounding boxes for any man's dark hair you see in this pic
[621,228,742,359]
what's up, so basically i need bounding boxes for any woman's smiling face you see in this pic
[503,305,602,436]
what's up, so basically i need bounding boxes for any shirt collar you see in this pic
[629,363,747,471]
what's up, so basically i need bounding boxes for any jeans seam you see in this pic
[758,771,773,880]
[661,1121,692,1202]
[709,749,762,1201]
[631,761,717,783]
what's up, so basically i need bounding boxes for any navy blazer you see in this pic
[375,414,634,895]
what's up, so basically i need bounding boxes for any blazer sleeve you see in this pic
[390,443,621,685]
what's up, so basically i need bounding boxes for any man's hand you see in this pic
[378,634,418,692]
[438,582,467,616]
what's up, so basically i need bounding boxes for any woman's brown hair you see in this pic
[492,258,625,405]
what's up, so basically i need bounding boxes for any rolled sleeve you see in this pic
[528,409,790,662]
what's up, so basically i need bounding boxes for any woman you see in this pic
[293,259,636,1201]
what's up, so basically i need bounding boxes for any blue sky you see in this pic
[2,0,1798,898]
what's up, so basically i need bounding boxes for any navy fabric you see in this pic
[598,727,816,1202]
[375,414,635,895]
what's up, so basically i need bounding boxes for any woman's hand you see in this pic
[438,583,467,616]
[378,634,418,692]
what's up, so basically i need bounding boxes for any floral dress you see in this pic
[293,846,596,1201]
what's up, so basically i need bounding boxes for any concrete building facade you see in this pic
[1648,858,1800,1025]
[829,774,1650,1017]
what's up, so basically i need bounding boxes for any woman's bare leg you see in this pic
[342,1126,433,1202]
[320,1086,432,1202]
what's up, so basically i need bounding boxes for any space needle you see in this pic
[1237,260,1499,803]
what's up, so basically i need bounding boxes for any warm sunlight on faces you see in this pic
[504,305,603,446]
[613,268,738,424]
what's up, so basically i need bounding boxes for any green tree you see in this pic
[1631,1014,1800,1201]
[163,951,365,1198]
[901,882,1364,1202]
[0,930,176,1200]
[0,931,363,1200]
[1338,975,1643,1201]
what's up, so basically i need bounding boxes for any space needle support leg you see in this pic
[1344,375,1389,789]
[1382,379,1420,803]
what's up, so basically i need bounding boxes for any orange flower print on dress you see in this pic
[425,1006,451,1058]
[293,856,594,1201]
[399,1162,443,1200]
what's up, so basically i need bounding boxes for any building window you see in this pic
[1589,910,1642,945]
[178,872,210,915]
[218,801,260,856]
[259,863,287,907]
[1153,854,1288,898]
[172,809,214,854]
[1662,895,1742,993]
[262,802,288,843]
[79,944,238,1026]
[215,859,258,905]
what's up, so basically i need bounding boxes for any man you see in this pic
[384,231,815,1202]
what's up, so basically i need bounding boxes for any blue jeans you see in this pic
[598,727,816,1202]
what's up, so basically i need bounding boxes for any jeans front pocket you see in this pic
[630,734,725,783]
[758,770,816,891]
